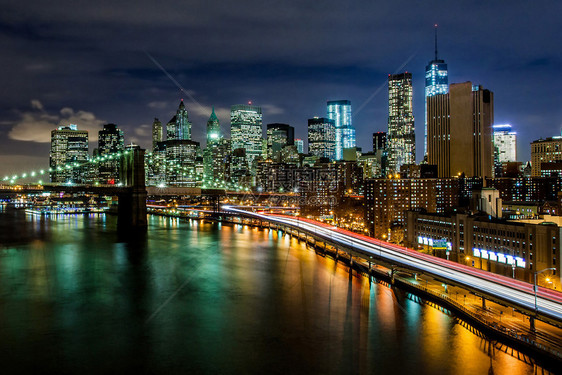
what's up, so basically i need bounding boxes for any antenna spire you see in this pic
[434,24,438,60]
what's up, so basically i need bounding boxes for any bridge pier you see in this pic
[118,190,147,228]
[118,148,147,229]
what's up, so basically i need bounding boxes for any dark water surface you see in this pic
[0,207,541,374]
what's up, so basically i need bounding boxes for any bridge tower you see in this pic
[118,148,147,228]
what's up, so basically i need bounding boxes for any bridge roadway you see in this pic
[224,206,562,327]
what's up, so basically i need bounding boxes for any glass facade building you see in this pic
[49,124,89,183]
[387,73,415,173]
[327,100,355,160]
[98,123,124,184]
[230,104,263,174]
[424,29,448,156]
[493,124,517,163]
[151,118,163,151]
[308,117,336,161]
[294,139,304,154]
[204,108,230,182]
[266,123,294,160]
[166,100,192,141]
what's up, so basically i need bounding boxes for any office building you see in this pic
[427,82,494,178]
[146,101,200,186]
[49,124,89,183]
[373,131,387,152]
[203,108,230,182]
[308,117,336,160]
[531,135,562,177]
[405,209,561,288]
[364,177,459,239]
[493,124,517,177]
[229,148,251,187]
[294,139,304,154]
[164,139,201,187]
[167,99,192,141]
[152,118,163,150]
[206,107,221,144]
[358,152,386,179]
[493,125,517,163]
[424,26,449,156]
[231,104,263,172]
[327,100,355,160]
[97,123,124,184]
[387,73,415,173]
[266,123,294,160]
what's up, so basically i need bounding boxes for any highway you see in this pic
[224,206,562,324]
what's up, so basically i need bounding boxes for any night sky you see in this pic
[1,0,560,177]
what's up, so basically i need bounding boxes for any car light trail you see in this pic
[225,207,562,322]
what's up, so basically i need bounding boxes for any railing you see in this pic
[395,276,562,359]
[258,214,562,362]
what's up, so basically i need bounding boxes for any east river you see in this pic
[0,207,545,374]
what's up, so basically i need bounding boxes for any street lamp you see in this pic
[511,262,516,279]
[534,267,556,314]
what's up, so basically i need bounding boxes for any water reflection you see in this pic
[0,211,547,374]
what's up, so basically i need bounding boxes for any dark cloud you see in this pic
[0,0,561,177]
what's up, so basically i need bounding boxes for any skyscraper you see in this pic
[203,107,229,182]
[294,139,304,154]
[206,107,221,144]
[427,82,494,178]
[167,99,192,141]
[387,73,415,173]
[493,124,517,163]
[308,117,336,160]
[164,139,201,187]
[152,118,163,150]
[327,100,355,160]
[266,123,294,160]
[372,131,387,152]
[49,124,89,183]
[230,104,263,173]
[98,123,124,184]
[531,135,562,177]
[424,25,449,157]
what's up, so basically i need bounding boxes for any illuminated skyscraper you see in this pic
[493,124,517,163]
[167,99,192,141]
[424,26,448,157]
[308,117,336,160]
[387,73,415,173]
[98,123,124,183]
[428,82,494,178]
[266,123,294,160]
[294,139,304,154]
[152,118,163,150]
[204,107,229,182]
[530,136,562,177]
[327,100,355,160]
[49,124,89,183]
[230,104,263,173]
[164,139,201,186]
[206,107,221,144]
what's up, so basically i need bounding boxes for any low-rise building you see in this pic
[405,210,561,288]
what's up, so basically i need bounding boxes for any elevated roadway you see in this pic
[224,206,562,328]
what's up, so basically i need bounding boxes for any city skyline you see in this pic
[0,1,560,177]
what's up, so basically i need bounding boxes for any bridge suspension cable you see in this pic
[1,149,132,185]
